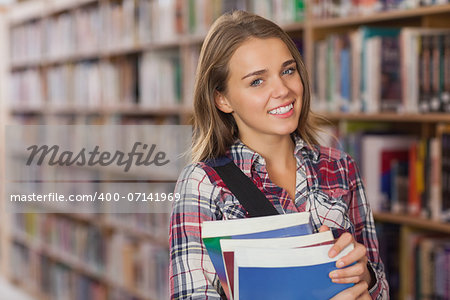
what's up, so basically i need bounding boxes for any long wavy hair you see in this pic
[191,10,322,162]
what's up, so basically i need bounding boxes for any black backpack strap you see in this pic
[206,156,279,217]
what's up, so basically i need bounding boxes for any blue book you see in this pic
[234,244,354,300]
[202,212,313,300]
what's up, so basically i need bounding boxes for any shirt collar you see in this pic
[227,133,319,173]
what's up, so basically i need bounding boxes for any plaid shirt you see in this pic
[170,135,389,299]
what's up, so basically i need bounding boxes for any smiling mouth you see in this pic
[268,101,294,115]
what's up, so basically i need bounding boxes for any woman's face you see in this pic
[215,37,303,142]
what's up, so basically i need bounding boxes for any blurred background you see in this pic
[0,0,450,299]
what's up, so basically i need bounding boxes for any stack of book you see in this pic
[201,212,354,300]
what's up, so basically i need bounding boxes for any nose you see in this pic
[271,76,289,99]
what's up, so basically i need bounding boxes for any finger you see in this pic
[329,262,366,282]
[319,225,330,232]
[329,232,353,258]
[332,276,361,284]
[356,291,372,300]
[330,281,369,300]
[335,243,367,268]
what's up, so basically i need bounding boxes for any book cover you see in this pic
[359,26,401,113]
[220,231,334,299]
[361,134,416,211]
[201,212,313,300]
[234,244,354,300]
[380,149,409,211]
[380,35,402,112]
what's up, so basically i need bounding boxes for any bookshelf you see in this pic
[1,0,450,300]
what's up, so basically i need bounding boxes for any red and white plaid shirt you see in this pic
[169,135,389,299]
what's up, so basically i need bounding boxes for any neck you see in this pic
[240,134,295,168]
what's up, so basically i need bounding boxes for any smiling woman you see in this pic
[169,10,389,300]
[214,38,303,144]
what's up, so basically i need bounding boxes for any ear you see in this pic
[214,90,233,113]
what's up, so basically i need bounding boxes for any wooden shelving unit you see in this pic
[2,1,450,300]
[374,212,450,234]
[321,112,450,123]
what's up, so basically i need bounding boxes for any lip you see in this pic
[268,100,295,112]
[268,100,295,119]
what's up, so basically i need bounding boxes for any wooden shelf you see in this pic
[10,104,186,116]
[311,3,450,28]
[374,212,450,234]
[320,112,450,123]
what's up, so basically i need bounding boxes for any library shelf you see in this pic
[12,231,157,300]
[13,231,105,281]
[320,112,450,123]
[103,220,168,247]
[311,3,450,28]
[10,105,186,116]
[374,212,450,234]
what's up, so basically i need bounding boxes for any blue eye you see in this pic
[250,79,263,87]
[283,67,296,75]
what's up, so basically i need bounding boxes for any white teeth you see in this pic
[269,103,293,115]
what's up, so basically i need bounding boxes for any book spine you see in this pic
[419,35,432,113]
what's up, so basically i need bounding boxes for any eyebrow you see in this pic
[241,59,296,80]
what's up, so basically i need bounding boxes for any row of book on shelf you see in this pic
[12,26,450,114]
[321,122,450,221]
[200,212,353,300]
[10,0,305,64]
[312,27,450,114]
[12,212,169,299]
[375,222,450,299]
[402,229,450,299]
[11,49,186,109]
[311,0,449,18]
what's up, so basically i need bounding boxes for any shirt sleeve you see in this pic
[169,163,223,300]
[346,155,390,299]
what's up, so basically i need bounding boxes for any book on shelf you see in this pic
[439,124,450,221]
[108,232,169,299]
[401,28,450,113]
[220,231,334,300]
[140,50,182,109]
[360,134,417,212]
[313,27,450,114]
[375,222,400,299]
[401,230,450,300]
[201,212,313,300]
[330,125,444,219]
[234,244,354,300]
[311,0,447,19]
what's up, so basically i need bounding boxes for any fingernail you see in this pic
[337,260,344,268]
[329,249,337,257]
[330,271,338,278]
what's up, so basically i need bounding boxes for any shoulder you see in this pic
[310,145,361,188]
[178,162,227,185]
[175,161,227,194]
[315,145,349,161]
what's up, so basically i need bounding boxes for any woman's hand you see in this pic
[318,225,373,299]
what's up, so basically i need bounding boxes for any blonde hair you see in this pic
[191,10,322,162]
